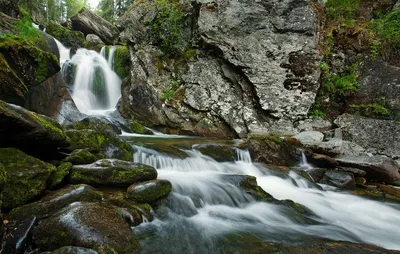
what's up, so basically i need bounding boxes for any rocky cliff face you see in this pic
[118,0,322,138]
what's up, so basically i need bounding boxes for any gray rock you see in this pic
[119,0,322,137]
[32,202,140,253]
[71,7,119,44]
[86,34,105,51]
[295,117,332,132]
[193,144,237,162]
[335,114,400,159]
[126,179,172,203]
[69,159,158,186]
[394,1,400,9]
[320,171,355,189]
[337,166,367,177]
[335,155,400,184]
[293,131,324,144]
[305,138,365,157]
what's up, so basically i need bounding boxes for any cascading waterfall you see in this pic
[56,42,121,115]
[131,144,400,253]
[54,39,70,65]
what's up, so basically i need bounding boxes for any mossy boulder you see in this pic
[32,202,140,253]
[65,128,132,161]
[126,179,172,203]
[46,21,87,48]
[0,147,56,209]
[104,45,130,79]
[42,246,98,254]
[64,149,97,165]
[48,162,73,189]
[129,120,152,134]
[0,100,69,159]
[193,144,237,162]
[0,36,60,105]
[69,159,158,186]
[7,184,103,222]
[248,135,301,166]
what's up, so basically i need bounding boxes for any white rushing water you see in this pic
[56,42,121,115]
[132,145,400,253]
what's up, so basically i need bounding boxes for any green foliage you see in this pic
[145,0,186,56]
[320,61,358,98]
[311,109,325,117]
[350,101,391,117]
[160,80,181,101]
[370,10,400,48]
[326,0,359,26]
[14,8,42,43]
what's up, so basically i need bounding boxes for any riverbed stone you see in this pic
[0,100,69,159]
[48,162,73,189]
[335,114,400,158]
[193,144,237,162]
[320,171,355,189]
[335,155,400,185]
[0,147,56,209]
[64,149,97,165]
[126,179,172,203]
[32,202,140,253]
[7,184,103,221]
[304,138,365,157]
[69,159,157,186]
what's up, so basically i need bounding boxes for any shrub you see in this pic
[160,80,180,101]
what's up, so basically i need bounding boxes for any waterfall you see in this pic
[54,39,70,65]
[56,42,121,115]
[131,142,400,253]
[300,151,313,170]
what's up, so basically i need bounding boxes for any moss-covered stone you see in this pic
[126,179,172,203]
[0,148,56,209]
[239,175,274,201]
[193,144,236,162]
[113,45,130,79]
[46,21,87,48]
[48,162,73,189]
[65,129,103,152]
[64,149,97,165]
[129,120,152,134]
[7,184,103,221]
[32,202,140,253]
[69,159,158,187]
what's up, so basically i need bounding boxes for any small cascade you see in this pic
[60,47,121,115]
[299,151,313,170]
[54,39,70,65]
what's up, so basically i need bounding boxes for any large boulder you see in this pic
[119,0,322,137]
[126,179,172,203]
[335,114,400,158]
[0,148,56,209]
[32,202,140,253]
[46,21,87,49]
[335,155,400,185]
[0,100,69,159]
[69,159,158,186]
[71,8,119,44]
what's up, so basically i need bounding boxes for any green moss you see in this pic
[46,21,87,48]
[349,101,391,118]
[48,162,73,189]
[0,148,56,209]
[370,10,400,48]
[64,149,97,165]
[129,120,152,134]
[29,111,65,138]
[239,176,274,201]
[249,134,284,145]
[326,0,360,27]
[113,46,130,79]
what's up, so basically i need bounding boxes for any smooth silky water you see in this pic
[127,137,400,253]
[55,41,400,253]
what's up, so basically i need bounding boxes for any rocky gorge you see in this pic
[0,0,400,253]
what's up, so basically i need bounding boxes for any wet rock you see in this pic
[2,215,37,254]
[65,128,132,161]
[41,246,98,254]
[248,135,301,166]
[337,166,367,177]
[335,155,400,185]
[305,138,365,157]
[86,34,104,51]
[335,114,400,158]
[126,179,172,203]
[129,120,153,135]
[69,159,157,186]
[66,117,121,135]
[237,175,274,201]
[7,184,103,221]
[0,148,56,209]
[32,202,140,253]
[306,153,338,168]
[193,144,237,162]
[64,149,97,165]
[293,131,324,144]
[48,162,73,189]
[71,7,119,44]
[320,171,355,189]
[0,100,69,159]
[46,21,87,48]
[307,168,326,182]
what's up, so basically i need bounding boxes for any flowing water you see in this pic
[54,41,400,252]
[57,42,121,115]
[128,142,400,253]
